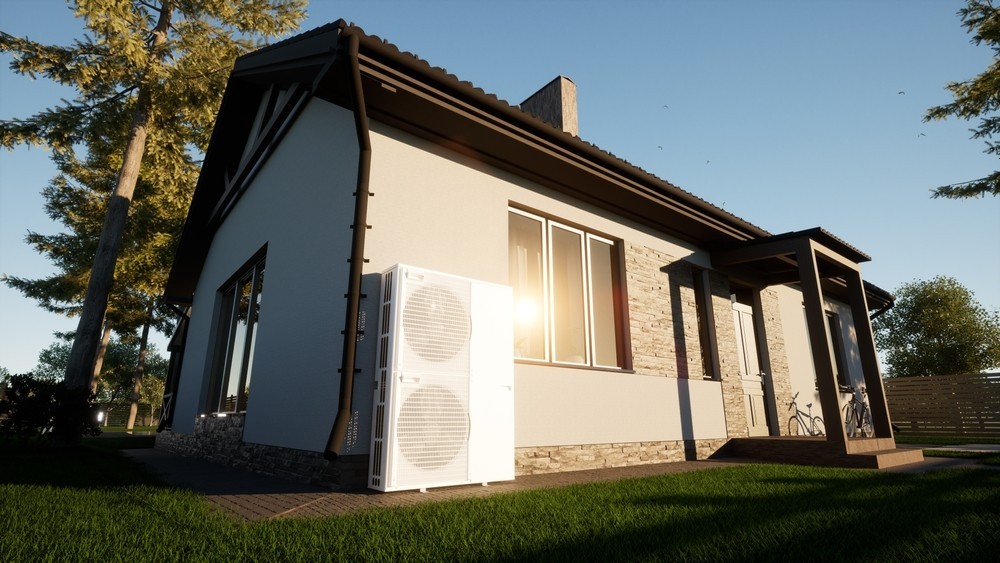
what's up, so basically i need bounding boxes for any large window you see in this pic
[209,254,266,413]
[508,208,624,368]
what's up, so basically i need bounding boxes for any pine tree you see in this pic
[925,0,1000,198]
[0,1,306,400]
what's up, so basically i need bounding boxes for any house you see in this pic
[157,20,921,490]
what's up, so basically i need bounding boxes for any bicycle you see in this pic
[841,384,873,438]
[788,392,825,436]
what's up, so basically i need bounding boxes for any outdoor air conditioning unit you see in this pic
[368,264,514,492]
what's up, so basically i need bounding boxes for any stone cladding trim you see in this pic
[155,415,368,489]
[758,287,794,435]
[625,243,708,379]
[515,438,729,475]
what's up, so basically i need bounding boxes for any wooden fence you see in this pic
[884,372,1000,437]
[95,403,161,428]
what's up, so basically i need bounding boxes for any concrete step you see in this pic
[847,448,925,469]
[725,437,924,469]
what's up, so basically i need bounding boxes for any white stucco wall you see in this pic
[360,121,728,447]
[172,98,361,453]
[174,102,737,456]
[776,284,863,423]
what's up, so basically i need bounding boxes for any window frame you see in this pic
[207,248,266,414]
[692,267,721,381]
[826,311,849,388]
[508,207,630,370]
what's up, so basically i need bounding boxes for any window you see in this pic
[692,268,719,380]
[209,254,266,413]
[804,307,850,389]
[508,208,625,368]
[826,311,849,387]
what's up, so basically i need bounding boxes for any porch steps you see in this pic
[724,436,924,469]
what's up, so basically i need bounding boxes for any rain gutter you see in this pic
[324,30,372,460]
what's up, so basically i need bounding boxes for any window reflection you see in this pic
[213,257,265,413]
[508,209,623,368]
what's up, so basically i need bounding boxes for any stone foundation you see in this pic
[158,418,733,484]
[155,415,368,490]
[515,438,730,475]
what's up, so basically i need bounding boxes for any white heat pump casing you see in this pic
[368,264,514,492]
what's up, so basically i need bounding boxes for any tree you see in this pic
[0,0,306,396]
[33,339,167,406]
[873,276,1000,376]
[3,97,193,413]
[925,0,1000,198]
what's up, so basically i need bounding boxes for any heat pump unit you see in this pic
[368,264,514,492]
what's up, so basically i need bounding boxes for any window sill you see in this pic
[514,358,635,374]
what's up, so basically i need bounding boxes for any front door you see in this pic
[733,303,770,436]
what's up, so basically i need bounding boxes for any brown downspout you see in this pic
[324,30,372,460]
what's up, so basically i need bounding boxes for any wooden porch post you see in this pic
[796,239,849,449]
[845,271,894,440]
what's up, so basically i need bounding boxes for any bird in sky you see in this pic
[898,91,906,95]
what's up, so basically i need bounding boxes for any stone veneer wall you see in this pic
[156,415,368,489]
[705,269,749,439]
[515,438,730,475]
[624,243,750,440]
[758,287,794,435]
[625,243,708,379]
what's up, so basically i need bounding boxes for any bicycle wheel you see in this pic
[843,404,857,437]
[860,409,874,438]
[810,416,825,436]
[788,417,802,436]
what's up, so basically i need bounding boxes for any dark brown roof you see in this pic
[165,20,890,308]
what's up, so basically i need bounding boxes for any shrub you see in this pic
[0,374,101,439]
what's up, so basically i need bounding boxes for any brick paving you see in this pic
[123,449,744,521]
[123,446,996,521]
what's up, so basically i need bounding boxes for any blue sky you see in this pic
[1,0,998,374]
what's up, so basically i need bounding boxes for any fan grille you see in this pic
[401,284,470,362]
[397,384,470,469]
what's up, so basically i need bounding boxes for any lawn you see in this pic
[1,437,998,562]
[893,435,1000,446]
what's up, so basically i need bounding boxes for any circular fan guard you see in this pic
[397,384,469,469]
[401,284,470,362]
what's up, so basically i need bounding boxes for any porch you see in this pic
[711,228,923,469]
[724,436,924,469]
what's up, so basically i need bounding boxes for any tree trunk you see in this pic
[64,3,173,391]
[126,313,152,432]
[90,319,113,396]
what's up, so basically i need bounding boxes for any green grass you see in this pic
[923,449,1000,466]
[893,435,1000,446]
[2,439,998,562]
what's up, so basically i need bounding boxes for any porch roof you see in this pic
[711,228,893,310]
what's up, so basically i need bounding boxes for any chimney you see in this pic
[519,76,578,137]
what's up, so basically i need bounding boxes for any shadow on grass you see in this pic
[480,466,1000,562]
[0,435,164,489]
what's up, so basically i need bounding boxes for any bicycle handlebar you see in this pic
[788,391,800,410]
